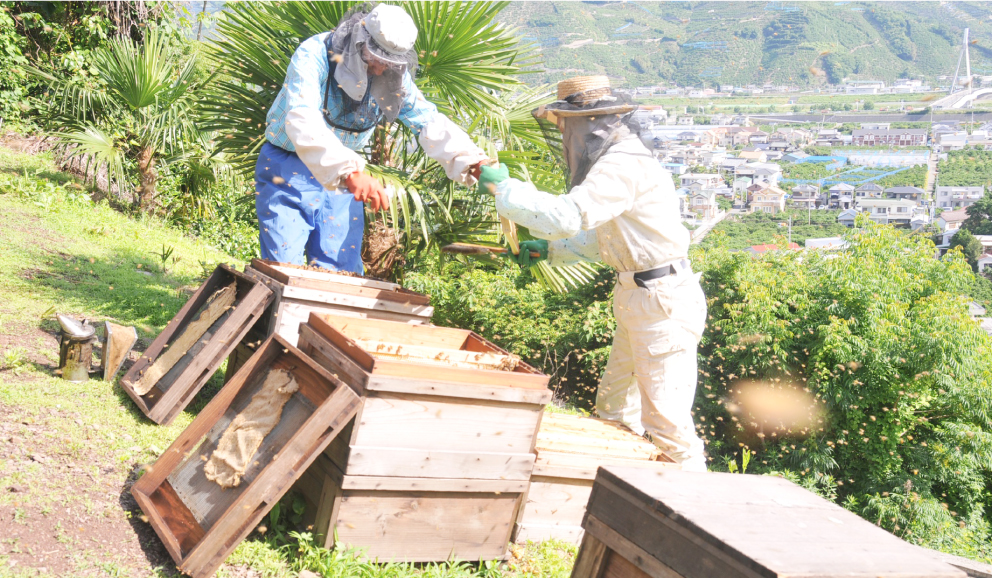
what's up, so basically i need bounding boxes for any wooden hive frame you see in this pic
[513,413,678,545]
[121,265,273,425]
[296,454,526,563]
[293,313,552,560]
[132,335,360,578]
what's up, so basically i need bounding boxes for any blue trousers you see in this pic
[254,143,365,273]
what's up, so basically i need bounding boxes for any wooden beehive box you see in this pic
[293,313,552,560]
[121,264,273,425]
[571,466,967,578]
[296,453,526,562]
[132,335,360,578]
[513,413,678,545]
[244,258,432,346]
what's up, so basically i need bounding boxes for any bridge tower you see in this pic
[950,28,972,94]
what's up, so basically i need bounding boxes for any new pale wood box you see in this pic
[513,413,678,545]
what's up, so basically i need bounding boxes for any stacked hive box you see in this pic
[294,313,552,562]
[226,259,433,379]
[512,413,679,545]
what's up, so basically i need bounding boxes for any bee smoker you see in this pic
[57,314,97,382]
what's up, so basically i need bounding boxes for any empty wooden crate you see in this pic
[121,264,273,425]
[513,414,678,545]
[294,313,552,559]
[571,466,966,578]
[297,454,527,562]
[132,335,360,578]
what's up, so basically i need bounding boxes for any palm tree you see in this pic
[201,1,593,290]
[30,29,205,213]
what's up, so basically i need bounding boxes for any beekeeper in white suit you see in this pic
[477,76,708,471]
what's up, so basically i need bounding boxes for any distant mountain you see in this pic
[498,1,992,89]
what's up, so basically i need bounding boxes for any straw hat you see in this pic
[535,75,637,119]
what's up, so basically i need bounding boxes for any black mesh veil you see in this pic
[534,90,642,188]
[326,3,419,126]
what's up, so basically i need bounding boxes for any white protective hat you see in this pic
[364,5,418,59]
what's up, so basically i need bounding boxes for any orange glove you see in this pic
[344,171,390,211]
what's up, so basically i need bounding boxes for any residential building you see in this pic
[936,186,984,209]
[748,130,769,144]
[738,149,767,162]
[837,208,859,228]
[828,183,855,209]
[805,237,848,250]
[815,129,844,146]
[689,189,718,220]
[770,128,812,146]
[884,186,925,202]
[855,182,884,199]
[844,80,885,94]
[661,162,688,175]
[860,123,891,131]
[680,173,723,189]
[677,131,700,142]
[851,129,927,146]
[791,184,821,209]
[782,151,810,163]
[676,116,695,125]
[937,208,969,246]
[853,198,921,227]
[750,185,787,214]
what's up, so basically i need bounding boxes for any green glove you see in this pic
[505,239,548,269]
[478,164,510,194]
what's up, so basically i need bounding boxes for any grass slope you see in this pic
[0,146,574,578]
[500,1,992,88]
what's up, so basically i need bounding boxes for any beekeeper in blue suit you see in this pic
[257,4,489,272]
[478,76,708,472]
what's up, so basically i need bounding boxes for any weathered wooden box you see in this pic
[297,454,526,562]
[132,334,360,578]
[298,313,552,480]
[121,264,273,425]
[244,258,433,346]
[293,313,551,559]
[571,466,967,578]
[513,413,677,545]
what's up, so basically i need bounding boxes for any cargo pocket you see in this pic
[646,321,687,358]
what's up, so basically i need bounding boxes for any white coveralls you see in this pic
[494,135,708,471]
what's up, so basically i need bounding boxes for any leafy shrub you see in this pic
[693,220,992,560]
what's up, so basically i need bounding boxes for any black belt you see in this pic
[633,260,690,288]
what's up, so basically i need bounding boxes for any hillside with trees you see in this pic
[498,1,992,88]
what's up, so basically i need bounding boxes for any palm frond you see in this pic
[57,126,129,192]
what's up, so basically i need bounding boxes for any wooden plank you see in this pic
[536,414,665,461]
[513,523,584,545]
[148,481,206,558]
[276,299,432,346]
[102,321,137,382]
[584,515,683,578]
[283,275,431,306]
[150,283,272,425]
[252,258,399,291]
[373,357,550,390]
[333,490,517,562]
[518,476,592,529]
[280,285,432,316]
[601,549,658,578]
[341,446,535,481]
[298,322,370,392]
[366,374,552,405]
[588,468,967,578]
[354,338,517,371]
[311,313,471,349]
[133,283,237,395]
[533,452,678,481]
[352,392,542,454]
[339,474,527,493]
[570,531,609,578]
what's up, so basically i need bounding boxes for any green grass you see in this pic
[0,145,577,577]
